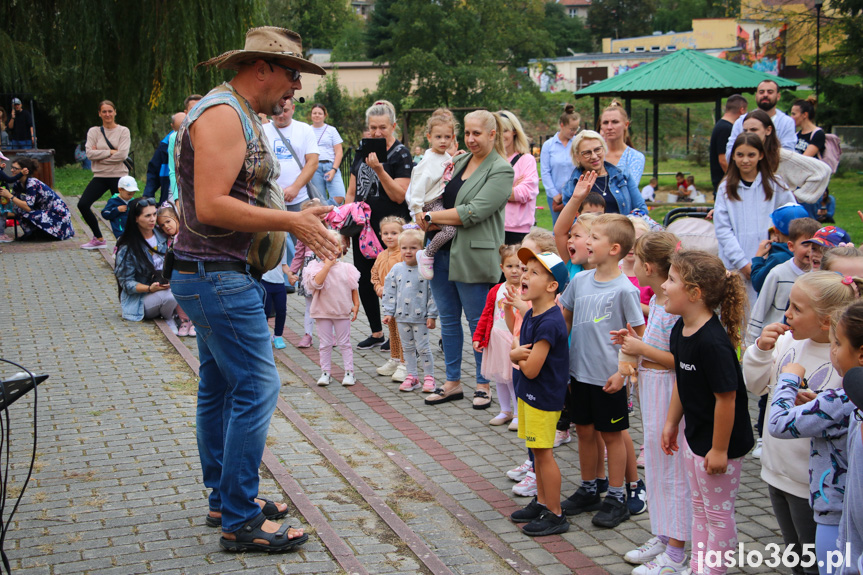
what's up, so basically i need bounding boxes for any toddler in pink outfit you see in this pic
[302,232,361,387]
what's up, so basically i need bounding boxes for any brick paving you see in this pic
[0,207,787,574]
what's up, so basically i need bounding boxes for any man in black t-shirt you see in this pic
[709,95,747,192]
[7,98,34,149]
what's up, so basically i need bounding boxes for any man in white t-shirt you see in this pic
[263,99,319,288]
[262,99,319,212]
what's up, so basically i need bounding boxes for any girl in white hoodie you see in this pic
[714,132,796,302]
[743,272,859,575]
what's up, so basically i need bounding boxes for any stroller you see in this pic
[663,206,718,256]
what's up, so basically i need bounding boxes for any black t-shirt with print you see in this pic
[795,129,826,156]
[351,139,413,236]
[670,314,755,459]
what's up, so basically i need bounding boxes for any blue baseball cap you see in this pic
[770,203,809,237]
[517,248,569,294]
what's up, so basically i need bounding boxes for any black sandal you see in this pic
[206,498,289,528]
[219,512,308,553]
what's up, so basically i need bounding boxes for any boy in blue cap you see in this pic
[508,247,571,537]
[751,203,814,293]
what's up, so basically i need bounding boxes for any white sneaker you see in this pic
[553,429,571,447]
[752,437,763,459]
[377,358,399,376]
[506,459,532,482]
[342,371,356,386]
[631,551,688,575]
[625,537,667,565]
[391,363,407,382]
[317,371,331,386]
[512,471,537,497]
[416,249,434,280]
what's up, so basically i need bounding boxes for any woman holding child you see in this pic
[114,197,178,324]
[561,131,646,215]
[417,110,513,409]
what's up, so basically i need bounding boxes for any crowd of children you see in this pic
[90,106,863,575]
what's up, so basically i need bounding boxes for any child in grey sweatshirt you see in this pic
[841,367,863,575]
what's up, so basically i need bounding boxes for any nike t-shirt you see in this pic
[560,269,644,386]
[670,314,755,459]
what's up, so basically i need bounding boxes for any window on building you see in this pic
[650,46,661,52]
[666,45,677,51]
[634,46,645,53]
[618,47,630,53]
[568,8,577,17]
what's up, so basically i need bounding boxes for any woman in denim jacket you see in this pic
[561,130,646,215]
[114,198,178,323]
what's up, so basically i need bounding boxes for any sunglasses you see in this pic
[268,61,301,83]
[137,197,156,207]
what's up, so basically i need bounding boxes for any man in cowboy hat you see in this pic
[170,26,339,554]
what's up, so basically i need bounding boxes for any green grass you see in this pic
[53,164,102,198]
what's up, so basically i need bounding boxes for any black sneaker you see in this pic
[381,339,390,352]
[597,477,609,495]
[591,496,631,528]
[522,510,569,537]
[357,335,386,350]
[510,498,545,524]
[560,487,601,516]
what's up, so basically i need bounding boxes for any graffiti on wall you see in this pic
[613,61,649,76]
[720,22,787,75]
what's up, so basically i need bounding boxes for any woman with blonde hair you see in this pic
[417,110,513,409]
[562,130,646,215]
[498,110,539,244]
[600,100,645,185]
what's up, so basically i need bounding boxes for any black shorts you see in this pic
[570,378,629,432]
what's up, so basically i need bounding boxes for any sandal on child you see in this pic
[219,512,308,553]
[206,498,289,528]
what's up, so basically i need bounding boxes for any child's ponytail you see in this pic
[671,250,749,349]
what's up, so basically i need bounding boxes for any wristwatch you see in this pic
[424,213,432,223]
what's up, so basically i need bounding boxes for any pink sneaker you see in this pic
[399,375,421,392]
[188,324,196,337]
[80,237,107,250]
[416,249,434,280]
[0,233,13,243]
[637,445,645,468]
[422,375,436,393]
[298,334,313,348]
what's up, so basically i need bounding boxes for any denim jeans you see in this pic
[429,250,490,384]
[547,195,559,225]
[9,139,33,150]
[170,263,280,533]
[309,161,346,206]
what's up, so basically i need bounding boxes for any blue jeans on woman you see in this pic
[170,264,280,533]
[429,250,490,384]
[309,160,346,206]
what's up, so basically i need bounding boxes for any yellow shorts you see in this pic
[517,399,561,449]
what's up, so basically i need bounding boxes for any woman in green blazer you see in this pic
[417,111,514,408]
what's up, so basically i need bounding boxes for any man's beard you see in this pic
[272,102,284,116]
[757,99,775,112]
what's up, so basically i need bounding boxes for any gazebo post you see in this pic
[653,102,659,181]
[594,97,600,130]
[715,97,722,123]
[625,98,632,121]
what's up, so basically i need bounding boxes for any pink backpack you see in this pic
[324,203,382,259]
[814,127,842,173]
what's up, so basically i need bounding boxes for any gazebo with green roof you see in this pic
[574,49,798,180]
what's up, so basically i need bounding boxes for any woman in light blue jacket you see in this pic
[114,198,177,323]
[561,130,646,215]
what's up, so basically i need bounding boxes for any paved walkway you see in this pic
[0,207,786,574]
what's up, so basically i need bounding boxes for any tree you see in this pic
[371,0,554,111]
[267,0,355,52]
[0,0,266,161]
[588,0,657,41]
[543,2,594,55]
[812,0,863,127]
[331,15,368,62]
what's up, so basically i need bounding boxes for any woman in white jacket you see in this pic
[741,109,831,205]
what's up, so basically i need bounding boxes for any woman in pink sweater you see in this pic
[80,100,131,250]
[303,231,361,387]
[499,110,539,245]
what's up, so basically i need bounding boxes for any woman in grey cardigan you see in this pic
[417,110,513,409]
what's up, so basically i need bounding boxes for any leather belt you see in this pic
[173,258,261,280]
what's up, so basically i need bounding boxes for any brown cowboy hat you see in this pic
[199,26,325,76]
